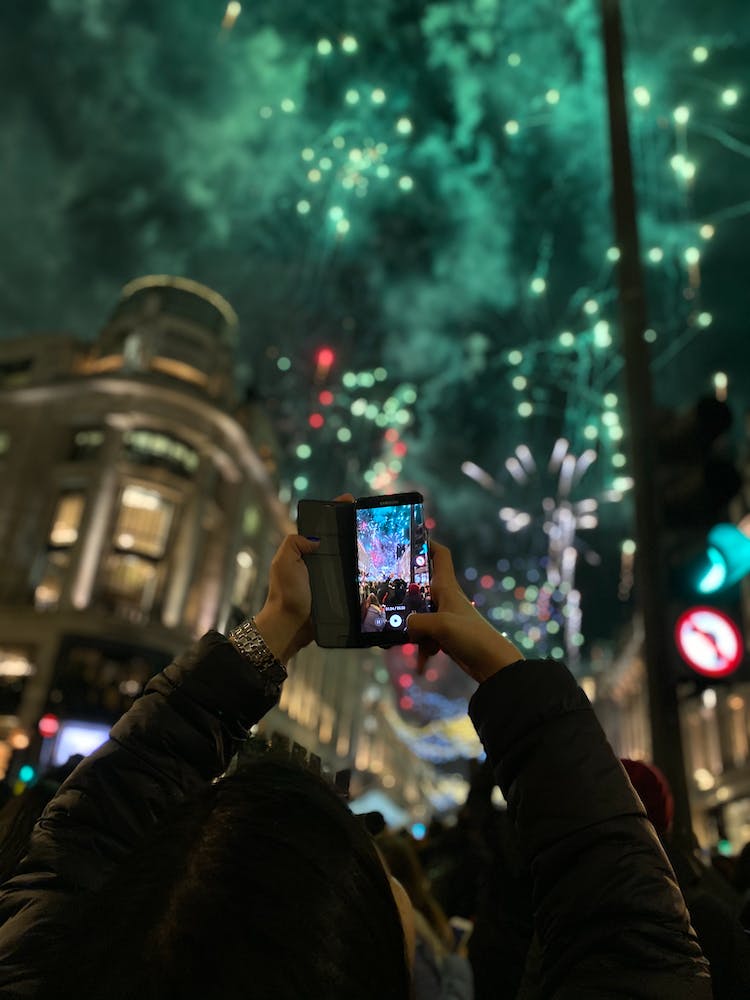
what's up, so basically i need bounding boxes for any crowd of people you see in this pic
[0,509,746,996]
[361,577,431,632]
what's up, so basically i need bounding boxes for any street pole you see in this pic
[599,0,693,847]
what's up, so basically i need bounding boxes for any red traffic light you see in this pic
[38,713,60,739]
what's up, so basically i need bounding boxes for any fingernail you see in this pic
[306,536,320,542]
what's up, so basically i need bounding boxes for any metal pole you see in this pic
[599,0,693,847]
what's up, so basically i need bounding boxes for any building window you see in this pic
[0,647,36,716]
[100,554,160,617]
[35,492,86,610]
[115,485,173,559]
[123,429,199,478]
[100,485,174,618]
[49,493,85,547]
[70,428,104,461]
[35,552,71,611]
[157,328,210,370]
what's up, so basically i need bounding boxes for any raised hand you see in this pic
[407,541,524,684]
[254,534,321,664]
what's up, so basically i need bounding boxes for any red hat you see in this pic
[621,758,674,835]
[407,583,421,594]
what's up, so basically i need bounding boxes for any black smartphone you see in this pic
[297,492,432,649]
[355,492,432,647]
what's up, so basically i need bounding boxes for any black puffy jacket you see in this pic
[469,659,711,998]
[0,634,711,998]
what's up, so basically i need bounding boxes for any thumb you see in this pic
[291,534,321,554]
[407,610,451,643]
[406,611,440,677]
[407,611,454,672]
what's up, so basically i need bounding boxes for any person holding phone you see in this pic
[0,498,711,999]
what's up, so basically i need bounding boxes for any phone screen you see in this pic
[356,497,431,637]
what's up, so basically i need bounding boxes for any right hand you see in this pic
[407,541,524,684]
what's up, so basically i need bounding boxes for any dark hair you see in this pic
[48,756,410,999]
[377,832,452,950]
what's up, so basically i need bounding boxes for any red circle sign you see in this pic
[675,606,743,678]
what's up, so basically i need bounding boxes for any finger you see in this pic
[426,541,461,609]
[407,610,452,647]
[296,534,322,551]
[416,638,440,675]
[428,540,456,583]
[332,493,356,503]
[281,534,321,559]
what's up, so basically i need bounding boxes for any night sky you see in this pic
[2,0,748,664]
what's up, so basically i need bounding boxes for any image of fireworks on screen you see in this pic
[357,504,412,582]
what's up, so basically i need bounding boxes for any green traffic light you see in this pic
[697,546,728,595]
[696,524,750,595]
[18,765,35,783]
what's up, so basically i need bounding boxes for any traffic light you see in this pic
[18,764,36,784]
[656,397,741,528]
[658,397,745,684]
[696,523,750,595]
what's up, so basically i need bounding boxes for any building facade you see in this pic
[0,277,278,768]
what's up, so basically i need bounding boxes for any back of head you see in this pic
[377,832,451,947]
[48,756,410,1000]
[621,758,674,837]
[378,833,425,904]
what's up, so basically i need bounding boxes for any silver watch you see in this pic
[228,618,287,688]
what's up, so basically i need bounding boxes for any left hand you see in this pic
[254,535,320,665]
[254,493,355,665]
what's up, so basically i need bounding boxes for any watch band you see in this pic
[228,618,288,689]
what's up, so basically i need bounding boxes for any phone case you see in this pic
[297,500,360,648]
[298,495,431,649]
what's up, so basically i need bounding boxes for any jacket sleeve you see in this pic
[468,659,712,1000]
[0,630,280,995]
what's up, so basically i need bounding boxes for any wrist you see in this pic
[472,633,524,685]
[254,604,304,665]
[226,616,288,693]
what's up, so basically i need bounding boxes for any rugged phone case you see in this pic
[297,500,361,648]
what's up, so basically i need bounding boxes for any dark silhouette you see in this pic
[378,832,473,999]
[0,757,83,886]
[623,757,750,999]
